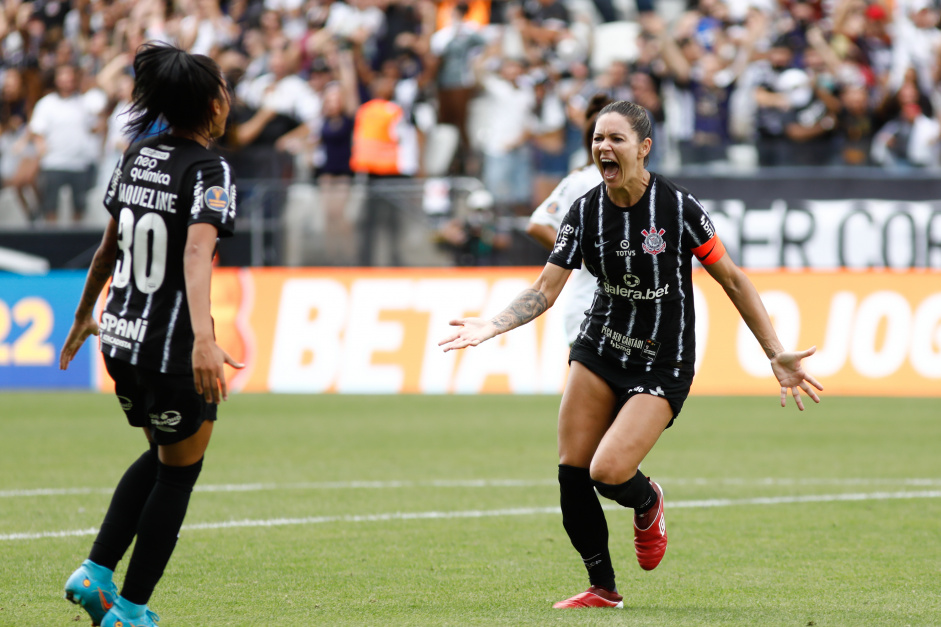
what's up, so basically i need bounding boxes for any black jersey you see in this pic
[548,173,721,374]
[99,134,237,374]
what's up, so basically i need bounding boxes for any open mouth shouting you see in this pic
[600,157,620,182]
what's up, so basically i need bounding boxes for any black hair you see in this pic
[583,93,613,159]
[597,100,653,166]
[126,42,226,139]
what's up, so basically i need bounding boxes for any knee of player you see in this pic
[588,457,634,485]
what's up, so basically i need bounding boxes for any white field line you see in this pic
[2,490,941,542]
[4,477,941,499]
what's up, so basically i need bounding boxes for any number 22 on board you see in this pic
[0,297,54,366]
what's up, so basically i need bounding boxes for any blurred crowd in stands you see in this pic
[1,0,940,261]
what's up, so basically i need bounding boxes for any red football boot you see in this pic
[634,479,667,571]
[552,586,624,609]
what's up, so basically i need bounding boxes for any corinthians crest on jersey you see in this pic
[641,227,667,255]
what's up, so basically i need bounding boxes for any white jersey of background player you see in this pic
[526,163,603,344]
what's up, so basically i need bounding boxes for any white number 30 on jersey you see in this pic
[112,208,168,294]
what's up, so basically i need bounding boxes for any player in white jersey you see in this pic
[527,94,610,344]
[528,163,600,342]
[441,101,823,610]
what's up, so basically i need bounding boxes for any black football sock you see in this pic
[593,468,657,514]
[558,464,616,592]
[121,458,203,605]
[89,443,159,571]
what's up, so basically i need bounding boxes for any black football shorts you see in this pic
[104,355,218,445]
[569,343,694,428]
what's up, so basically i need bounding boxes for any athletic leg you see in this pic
[557,362,619,591]
[67,355,155,625]
[590,394,673,570]
[119,420,213,605]
[589,393,672,486]
[88,435,159,570]
[87,358,159,567]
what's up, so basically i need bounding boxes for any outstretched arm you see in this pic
[59,219,119,370]
[704,254,823,410]
[184,223,244,403]
[439,263,571,351]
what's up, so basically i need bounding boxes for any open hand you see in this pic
[770,346,824,411]
[59,317,100,370]
[438,317,498,352]
[192,339,245,404]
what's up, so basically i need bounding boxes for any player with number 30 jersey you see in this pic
[59,43,243,627]
[100,135,236,374]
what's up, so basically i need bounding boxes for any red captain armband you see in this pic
[691,235,726,266]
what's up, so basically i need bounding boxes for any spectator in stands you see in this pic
[890,0,941,97]
[95,54,136,192]
[312,48,359,263]
[235,37,321,136]
[577,59,633,114]
[529,69,568,208]
[350,71,420,266]
[0,67,40,222]
[875,68,934,130]
[374,0,436,71]
[565,61,631,165]
[473,43,535,217]
[871,91,941,168]
[753,36,835,166]
[628,69,665,167]
[787,37,842,165]
[179,0,238,55]
[28,64,106,223]
[519,0,572,59]
[228,37,320,262]
[832,82,875,165]
[657,9,762,166]
[558,58,594,164]
[321,0,386,53]
[5,0,941,237]
[857,3,893,91]
[427,2,487,174]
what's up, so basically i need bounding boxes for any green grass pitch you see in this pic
[1,393,939,626]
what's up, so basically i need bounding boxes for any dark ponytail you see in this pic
[126,42,226,139]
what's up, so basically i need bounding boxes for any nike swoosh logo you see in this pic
[98,588,113,610]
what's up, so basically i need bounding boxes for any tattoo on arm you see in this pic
[75,253,116,318]
[491,289,548,332]
[765,347,776,359]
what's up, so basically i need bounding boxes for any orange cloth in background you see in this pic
[436,0,491,29]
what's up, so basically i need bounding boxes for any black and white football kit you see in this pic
[99,134,237,443]
[547,173,726,421]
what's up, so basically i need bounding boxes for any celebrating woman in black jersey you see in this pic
[440,100,822,609]
[59,43,242,627]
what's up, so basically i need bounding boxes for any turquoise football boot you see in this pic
[101,595,160,627]
[64,559,118,626]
